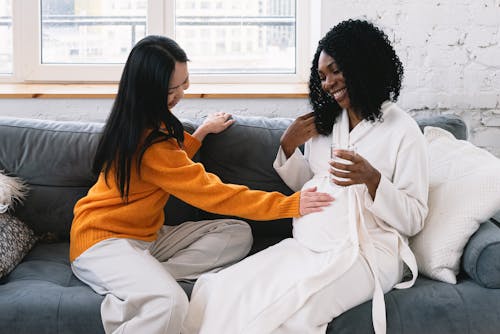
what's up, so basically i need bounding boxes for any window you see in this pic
[41,0,147,64]
[175,0,297,76]
[3,0,308,83]
[0,0,13,75]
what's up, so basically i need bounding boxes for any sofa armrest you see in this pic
[491,210,500,226]
[462,221,500,288]
[415,114,468,140]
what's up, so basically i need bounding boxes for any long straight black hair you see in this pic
[93,35,188,201]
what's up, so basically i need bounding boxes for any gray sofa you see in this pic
[0,114,499,334]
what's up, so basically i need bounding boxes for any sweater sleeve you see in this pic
[141,140,301,220]
[273,142,314,192]
[183,132,202,159]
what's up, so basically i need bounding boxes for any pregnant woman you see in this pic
[183,19,429,334]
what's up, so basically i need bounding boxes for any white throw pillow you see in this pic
[410,126,500,284]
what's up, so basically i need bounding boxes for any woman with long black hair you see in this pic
[69,35,332,334]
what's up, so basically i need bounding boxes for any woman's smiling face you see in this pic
[317,50,351,111]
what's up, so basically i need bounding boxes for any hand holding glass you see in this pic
[330,144,356,184]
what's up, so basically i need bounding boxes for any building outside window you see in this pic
[175,0,296,75]
[2,0,306,83]
[41,0,147,64]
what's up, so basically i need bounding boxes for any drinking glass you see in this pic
[330,143,356,184]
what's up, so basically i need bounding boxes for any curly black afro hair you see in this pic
[309,19,404,135]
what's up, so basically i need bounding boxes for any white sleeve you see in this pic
[364,134,429,237]
[273,142,314,192]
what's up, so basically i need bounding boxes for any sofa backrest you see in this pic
[0,117,198,241]
[199,116,296,239]
[0,114,468,242]
[0,118,102,240]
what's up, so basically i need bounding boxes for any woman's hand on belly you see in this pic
[299,186,334,216]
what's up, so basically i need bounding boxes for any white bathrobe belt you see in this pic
[350,188,419,334]
[349,188,386,334]
[242,182,418,334]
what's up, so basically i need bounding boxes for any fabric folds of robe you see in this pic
[184,102,428,334]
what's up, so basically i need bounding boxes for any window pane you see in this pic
[0,0,13,74]
[41,0,147,64]
[175,0,296,74]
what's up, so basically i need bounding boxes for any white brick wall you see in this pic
[0,0,499,157]
[319,0,500,157]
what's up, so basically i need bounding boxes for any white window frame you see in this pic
[0,0,14,79]
[2,0,309,84]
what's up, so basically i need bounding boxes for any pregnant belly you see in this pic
[293,176,354,252]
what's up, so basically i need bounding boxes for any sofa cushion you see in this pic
[0,243,105,334]
[327,276,500,333]
[0,170,36,278]
[410,126,500,284]
[0,213,37,278]
[0,242,194,334]
[463,221,500,288]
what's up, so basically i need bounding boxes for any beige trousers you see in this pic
[71,219,252,334]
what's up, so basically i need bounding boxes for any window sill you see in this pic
[0,83,308,99]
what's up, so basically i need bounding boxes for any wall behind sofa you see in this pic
[0,0,499,157]
[318,0,500,158]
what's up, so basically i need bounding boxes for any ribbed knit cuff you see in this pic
[183,132,202,157]
[278,191,301,218]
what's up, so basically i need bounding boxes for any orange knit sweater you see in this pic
[69,131,300,262]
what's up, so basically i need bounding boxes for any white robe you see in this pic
[183,102,429,334]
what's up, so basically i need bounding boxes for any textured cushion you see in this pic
[0,170,35,279]
[410,126,500,283]
[0,213,37,278]
[462,222,500,288]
